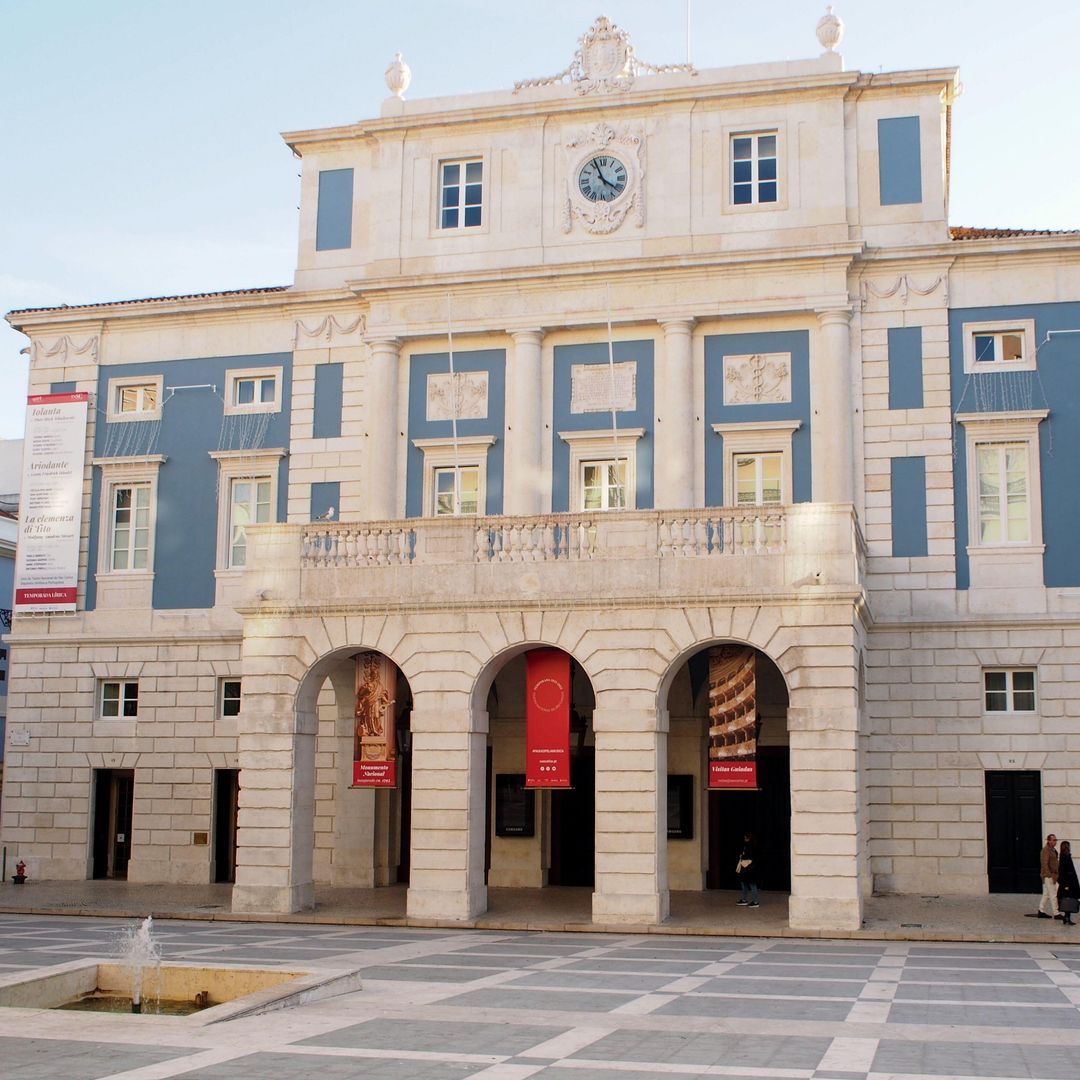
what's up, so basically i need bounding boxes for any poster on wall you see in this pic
[707,645,758,789]
[14,392,89,614]
[526,648,571,788]
[353,652,398,787]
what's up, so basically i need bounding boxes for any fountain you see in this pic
[118,916,162,1014]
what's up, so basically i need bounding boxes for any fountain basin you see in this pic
[0,960,363,1025]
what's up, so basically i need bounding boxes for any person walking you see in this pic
[735,832,759,908]
[1058,841,1079,926]
[1038,833,1060,919]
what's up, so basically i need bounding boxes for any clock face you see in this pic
[577,155,628,202]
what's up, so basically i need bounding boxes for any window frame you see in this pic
[437,157,485,232]
[962,319,1037,374]
[557,428,645,512]
[93,456,165,578]
[220,679,242,719]
[711,420,801,507]
[726,127,784,211]
[100,679,139,719]
[210,449,286,571]
[983,668,1037,714]
[412,436,495,518]
[223,366,284,416]
[106,375,164,423]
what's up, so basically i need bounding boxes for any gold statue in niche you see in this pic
[355,652,395,762]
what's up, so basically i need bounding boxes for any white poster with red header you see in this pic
[14,392,89,614]
[707,645,758,789]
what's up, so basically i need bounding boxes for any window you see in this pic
[229,477,272,568]
[223,367,283,415]
[732,132,778,206]
[735,453,782,506]
[984,669,1036,712]
[558,428,644,512]
[962,319,1036,373]
[101,680,138,718]
[221,680,242,718]
[109,484,151,570]
[106,376,163,422]
[210,449,285,571]
[439,159,483,229]
[976,443,1029,544]
[434,465,480,516]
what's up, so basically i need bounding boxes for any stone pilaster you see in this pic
[592,702,669,924]
[365,336,401,521]
[657,319,695,509]
[813,308,855,504]
[505,329,544,516]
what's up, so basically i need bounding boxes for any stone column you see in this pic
[505,329,544,516]
[813,309,854,504]
[405,696,488,921]
[231,683,316,914]
[592,699,669,924]
[366,336,401,521]
[657,319,695,509]
[786,688,863,931]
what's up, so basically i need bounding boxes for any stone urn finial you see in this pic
[816,5,844,53]
[385,52,411,98]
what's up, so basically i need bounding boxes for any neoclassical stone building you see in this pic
[4,13,1080,931]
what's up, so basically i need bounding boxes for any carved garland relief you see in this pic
[723,353,792,405]
[426,371,489,422]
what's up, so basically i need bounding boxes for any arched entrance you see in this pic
[481,646,596,893]
[663,642,791,901]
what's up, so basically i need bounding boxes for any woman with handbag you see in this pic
[735,832,759,908]
[1058,841,1079,926]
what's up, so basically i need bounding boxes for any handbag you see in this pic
[735,858,752,874]
[1060,896,1079,913]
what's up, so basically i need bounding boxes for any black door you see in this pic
[986,770,1042,893]
[549,749,595,886]
[92,769,134,879]
[212,769,239,883]
[706,748,791,891]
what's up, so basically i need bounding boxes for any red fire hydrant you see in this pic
[13,860,27,884]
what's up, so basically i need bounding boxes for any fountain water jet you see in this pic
[119,916,161,1014]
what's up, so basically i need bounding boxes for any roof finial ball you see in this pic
[816,6,844,53]
[385,52,411,99]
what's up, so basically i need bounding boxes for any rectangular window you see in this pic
[976,443,1029,544]
[735,453,782,506]
[731,132,778,206]
[106,376,163,422]
[974,330,1024,364]
[221,680,242,717]
[110,484,151,571]
[440,159,483,229]
[101,680,139,718]
[117,383,157,414]
[984,669,1036,712]
[234,374,276,406]
[962,319,1037,374]
[582,460,627,511]
[224,367,283,416]
[434,465,480,516]
[229,477,272,567]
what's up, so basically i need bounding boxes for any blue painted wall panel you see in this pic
[313,362,344,439]
[406,350,506,517]
[878,116,923,205]
[951,301,1080,588]
[315,168,354,251]
[551,341,655,512]
[891,457,929,557]
[311,481,339,521]
[703,331,812,505]
[87,353,292,610]
[50,381,77,394]
[888,326,924,410]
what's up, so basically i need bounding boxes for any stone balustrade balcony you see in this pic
[244,504,865,610]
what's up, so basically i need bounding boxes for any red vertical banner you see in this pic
[353,652,398,787]
[526,648,571,788]
[707,645,758,789]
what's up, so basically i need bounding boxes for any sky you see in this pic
[2,0,1078,441]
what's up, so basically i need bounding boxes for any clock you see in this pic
[577,155,628,203]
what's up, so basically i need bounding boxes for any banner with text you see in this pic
[353,652,398,787]
[708,645,758,789]
[14,392,89,614]
[526,648,571,788]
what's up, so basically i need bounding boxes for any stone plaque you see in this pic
[723,353,792,405]
[571,361,637,413]
[426,371,489,422]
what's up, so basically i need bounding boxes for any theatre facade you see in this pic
[4,12,1080,931]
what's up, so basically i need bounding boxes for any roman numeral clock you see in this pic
[563,122,646,234]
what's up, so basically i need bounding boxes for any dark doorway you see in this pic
[706,747,790,891]
[986,770,1042,893]
[396,738,413,884]
[549,749,595,886]
[212,769,239,883]
[92,769,134,880]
